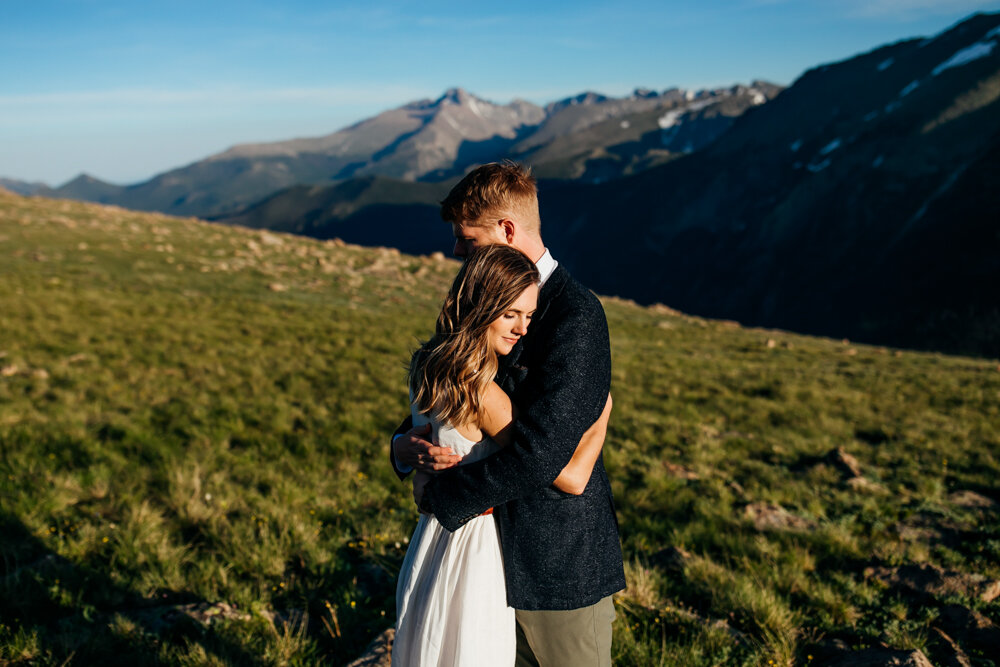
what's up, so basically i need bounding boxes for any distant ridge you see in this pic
[40,83,780,218]
[0,177,49,196]
[38,174,124,203]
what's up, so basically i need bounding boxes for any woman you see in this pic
[393,244,611,666]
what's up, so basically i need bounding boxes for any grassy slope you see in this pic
[1,190,998,665]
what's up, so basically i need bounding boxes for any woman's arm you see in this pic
[480,387,613,496]
[478,382,517,447]
[551,393,612,495]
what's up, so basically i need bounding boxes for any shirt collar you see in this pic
[535,248,558,286]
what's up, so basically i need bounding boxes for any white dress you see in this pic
[392,407,515,666]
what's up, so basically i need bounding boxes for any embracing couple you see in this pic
[389,162,626,666]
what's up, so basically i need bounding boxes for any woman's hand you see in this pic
[394,423,462,471]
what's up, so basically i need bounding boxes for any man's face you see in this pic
[452,221,507,259]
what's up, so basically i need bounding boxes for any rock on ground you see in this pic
[347,627,394,667]
[937,604,1000,655]
[825,447,863,478]
[948,490,998,510]
[651,545,694,572]
[816,645,934,667]
[865,563,1000,603]
[744,502,816,531]
[930,627,973,667]
[130,602,250,633]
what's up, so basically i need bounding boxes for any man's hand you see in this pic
[393,423,462,472]
[412,471,432,510]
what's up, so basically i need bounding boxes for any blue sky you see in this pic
[3,0,999,185]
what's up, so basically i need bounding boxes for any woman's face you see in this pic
[488,283,538,356]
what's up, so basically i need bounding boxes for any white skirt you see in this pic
[393,512,515,666]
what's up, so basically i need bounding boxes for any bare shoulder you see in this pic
[479,382,514,439]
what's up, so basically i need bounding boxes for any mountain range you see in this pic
[0,178,48,197]
[27,82,781,218]
[221,12,1000,356]
[536,12,1000,356]
[7,12,1000,356]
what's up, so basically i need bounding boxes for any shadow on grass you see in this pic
[0,512,264,666]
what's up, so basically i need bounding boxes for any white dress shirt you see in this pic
[534,248,558,286]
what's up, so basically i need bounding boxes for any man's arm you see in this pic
[421,293,612,531]
[389,416,415,480]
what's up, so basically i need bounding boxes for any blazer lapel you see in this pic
[535,266,568,324]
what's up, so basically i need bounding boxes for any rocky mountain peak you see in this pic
[436,87,474,106]
[65,173,103,186]
[544,91,611,115]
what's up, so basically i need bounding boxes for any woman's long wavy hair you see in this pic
[409,244,539,427]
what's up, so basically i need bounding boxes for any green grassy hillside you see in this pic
[1,190,998,666]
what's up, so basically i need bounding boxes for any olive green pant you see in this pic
[514,595,615,667]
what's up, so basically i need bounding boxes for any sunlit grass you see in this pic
[2,190,999,665]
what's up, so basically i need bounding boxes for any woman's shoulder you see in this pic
[478,382,513,439]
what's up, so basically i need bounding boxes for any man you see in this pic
[392,162,625,666]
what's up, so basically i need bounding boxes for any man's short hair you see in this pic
[440,161,540,231]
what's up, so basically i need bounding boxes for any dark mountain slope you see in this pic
[37,174,125,203]
[215,176,454,256]
[538,12,1000,356]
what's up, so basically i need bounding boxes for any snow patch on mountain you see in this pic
[900,81,920,97]
[819,138,842,156]
[790,139,802,152]
[658,110,683,130]
[807,159,831,173]
[877,58,894,71]
[932,41,997,76]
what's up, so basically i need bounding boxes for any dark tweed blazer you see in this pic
[393,265,626,611]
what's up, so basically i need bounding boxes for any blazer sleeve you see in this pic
[389,415,414,480]
[422,292,612,531]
